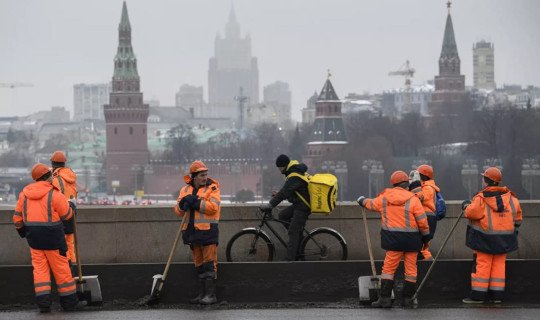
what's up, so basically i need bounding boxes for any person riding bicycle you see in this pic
[260,154,310,261]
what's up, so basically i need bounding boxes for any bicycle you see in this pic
[226,208,348,262]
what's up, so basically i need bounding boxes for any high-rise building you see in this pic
[208,5,259,109]
[262,81,292,125]
[428,1,469,116]
[175,84,204,117]
[301,91,318,125]
[473,40,495,90]
[73,83,111,121]
[103,2,149,194]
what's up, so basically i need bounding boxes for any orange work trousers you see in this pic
[65,233,76,264]
[470,251,507,301]
[381,250,418,283]
[31,248,77,299]
[191,244,218,279]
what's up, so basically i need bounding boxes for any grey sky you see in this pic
[1,0,539,121]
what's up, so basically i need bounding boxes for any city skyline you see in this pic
[1,0,539,120]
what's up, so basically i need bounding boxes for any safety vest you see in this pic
[364,187,430,252]
[465,186,522,254]
[174,178,221,231]
[52,167,78,200]
[13,181,72,250]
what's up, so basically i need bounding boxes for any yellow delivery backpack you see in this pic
[287,172,338,215]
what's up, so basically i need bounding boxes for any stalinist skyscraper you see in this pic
[208,5,259,110]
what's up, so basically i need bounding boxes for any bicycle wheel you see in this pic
[226,228,274,262]
[300,227,348,261]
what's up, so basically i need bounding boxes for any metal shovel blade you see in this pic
[76,275,102,306]
[358,275,380,302]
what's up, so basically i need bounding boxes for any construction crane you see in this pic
[0,83,33,89]
[388,60,415,113]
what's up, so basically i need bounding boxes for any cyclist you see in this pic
[260,154,310,261]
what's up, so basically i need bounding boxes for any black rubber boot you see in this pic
[37,294,52,313]
[189,278,205,304]
[371,279,393,308]
[200,278,217,305]
[401,281,418,308]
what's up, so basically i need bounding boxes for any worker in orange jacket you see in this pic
[13,164,85,313]
[50,151,78,276]
[173,160,221,305]
[357,171,430,308]
[461,167,522,304]
[409,164,441,261]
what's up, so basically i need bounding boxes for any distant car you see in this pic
[121,200,132,205]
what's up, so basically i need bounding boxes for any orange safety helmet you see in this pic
[31,163,51,181]
[50,151,67,163]
[189,160,208,174]
[390,170,409,185]
[417,164,434,179]
[481,167,502,183]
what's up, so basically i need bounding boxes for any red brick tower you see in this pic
[104,2,149,194]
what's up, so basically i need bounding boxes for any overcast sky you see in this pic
[1,0,539,120]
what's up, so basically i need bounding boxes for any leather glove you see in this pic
[356,196,366,207]
[409,180,421,191]
[16,227,26,238]
[259,203,273,213]
[461,200,471,211]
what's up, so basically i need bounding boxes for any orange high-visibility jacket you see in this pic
[364,187,430,252]
[52,167,78,200]
[411,179,440,237]
[174,178,221,245]
[13,181,73,251]
[465,186,522,254]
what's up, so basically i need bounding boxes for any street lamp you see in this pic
[461,159,478,199]
[521,158,540,200]
[362,160,384,198]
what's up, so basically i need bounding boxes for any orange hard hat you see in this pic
[482,167,502,183]
[390,170,409,185]
[31,163,50,181]
[50,151,67,163]
[189,160,208,174]
[417,164,434,179]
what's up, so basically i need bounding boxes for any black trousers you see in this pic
[278,205,310,261]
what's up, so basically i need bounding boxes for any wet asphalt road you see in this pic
[3,308,540,320]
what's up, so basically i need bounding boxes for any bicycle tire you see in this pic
[299,227,348,261]
[226,228,275,262]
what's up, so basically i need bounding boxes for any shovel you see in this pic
[145,214,187,305]
[412,210,465,302]
[358,207,380,303]
[73,206,102,305]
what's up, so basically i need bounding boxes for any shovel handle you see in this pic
[412,210,465,301]
[72,206,84,283]
[160,213,187,283]
[362,208,377,278]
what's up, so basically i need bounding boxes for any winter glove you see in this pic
[409,180,422,191]
[16,226,26,238]
[178,197,187,211]
[356,196,366,207]
[421,234,431,244]
[183,195,199,209]
[461,200,471,211]
[259,203,273,213]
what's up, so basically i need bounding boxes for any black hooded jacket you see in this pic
[270,160,310,212]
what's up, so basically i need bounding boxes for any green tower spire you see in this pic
[113,1,139,82]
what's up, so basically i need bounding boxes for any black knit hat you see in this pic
[275,154,290,167]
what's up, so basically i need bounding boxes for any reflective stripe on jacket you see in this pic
[465,186,522,254]
[13,181,72,250]
[52,167,78,200]
[364,187,429,252]
[174,178,221,231]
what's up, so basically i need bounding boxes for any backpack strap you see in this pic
[286,172,311,209]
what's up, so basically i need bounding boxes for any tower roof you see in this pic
[318,79,340,101]
[120,1,131,30]
[439,11,458,60]
[225,2,241,38]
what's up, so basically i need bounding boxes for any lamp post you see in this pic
[362,160,384,198]
[461,159,478,199]
[521,158,540,200]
